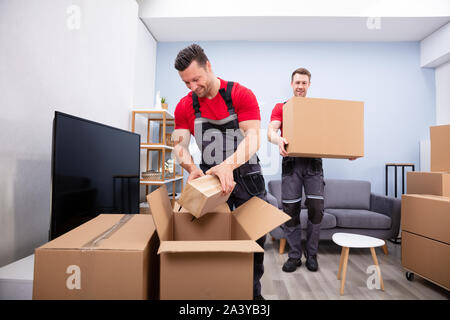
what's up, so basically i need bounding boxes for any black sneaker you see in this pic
[253,295,265,300]
[282,257,302,272]
[305,254,319,272]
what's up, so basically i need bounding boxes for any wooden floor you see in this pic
[260,237,450,300]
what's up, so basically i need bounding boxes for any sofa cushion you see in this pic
[300,209,336,229]
[269,209,337,239]
[324,179,371,210]
[325,209,391,229]
[267,180,282,208]
[266,192,279,208]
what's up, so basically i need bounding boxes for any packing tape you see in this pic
[82,214,135,249]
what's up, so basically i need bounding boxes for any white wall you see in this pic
[435,61,450,125]
[0,0,152,267]
[134,20,157,107]
[132,19,158,201]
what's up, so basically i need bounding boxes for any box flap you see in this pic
[233,197,291,240]
[158,240,263,254]
[146,185,173,241]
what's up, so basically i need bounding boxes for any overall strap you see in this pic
[192,81,236,118]
[192,92,201,118]
[218,81,235,115]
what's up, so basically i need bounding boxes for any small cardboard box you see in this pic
[407,171,450,197]
[402,231,450,290]
[283,97,364,158]
[33,214,159,300]
[147,185,290,300]
[430,124,450,172]
[178,175,235,218]
[401,194,450,244]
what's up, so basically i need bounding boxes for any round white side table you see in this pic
[332,232,386,295]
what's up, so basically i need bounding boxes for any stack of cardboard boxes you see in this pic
[33,175,290,300]
[402,124,450,291]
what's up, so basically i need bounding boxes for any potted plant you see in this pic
[161,97,168,110]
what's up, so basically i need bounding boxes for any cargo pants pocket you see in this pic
[239,164,266,196]
[282,157,295,177]
[306,158,323,176]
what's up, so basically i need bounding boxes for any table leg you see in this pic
[385,165,388,196]
[279,238,286,255]
[337,247,345,280]
[340,247,350,295]
[394,165,398,198]
[402,166,405,195]
[370,247,385,291]
[382,243,389,255]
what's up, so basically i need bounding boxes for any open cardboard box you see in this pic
[283,97,364,158]
[178,175,235,218]
[147,185,290,300]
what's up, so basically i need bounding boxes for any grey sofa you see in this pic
[266,179,401,254]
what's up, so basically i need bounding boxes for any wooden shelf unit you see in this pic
[131,109,184,203]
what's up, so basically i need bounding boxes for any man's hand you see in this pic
[205,163,236,195]
[187,167,205,183]
[278,137,289,157]
[268,120,289,156]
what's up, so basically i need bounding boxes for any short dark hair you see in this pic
[291,68,311,82]
[174,44,209,71]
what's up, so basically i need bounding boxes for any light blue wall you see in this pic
[155,41,435,196]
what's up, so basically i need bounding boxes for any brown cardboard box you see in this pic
[407,171,450,197]
[430,124,450,172]
[401,194,450,244]
[178,175,235,218]
[402,231,450,290]
[147,185,290,300]
[33,214,159,300]
[283,97,364,158]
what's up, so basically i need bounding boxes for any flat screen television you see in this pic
[50,111,140,240]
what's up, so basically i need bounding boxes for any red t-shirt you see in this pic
[174,78,260,135]
[270,102,284,136]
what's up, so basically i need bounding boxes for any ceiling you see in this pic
[137,0,450,42]
[141,16,450,42]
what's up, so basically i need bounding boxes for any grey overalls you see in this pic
[192,81,267,297]
[281,142,325,259]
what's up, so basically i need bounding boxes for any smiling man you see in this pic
[267,68,324,273]
[172,44,267,300]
